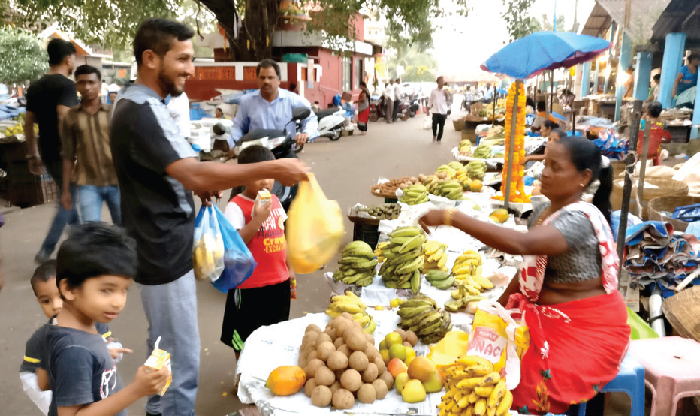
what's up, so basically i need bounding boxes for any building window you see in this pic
[342,56,352,92]
[355,58,363,89]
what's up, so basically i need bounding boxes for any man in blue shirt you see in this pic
[228,59,318,148]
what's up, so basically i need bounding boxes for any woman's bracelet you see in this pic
[443,208,457,227]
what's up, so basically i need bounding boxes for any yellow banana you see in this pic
[437,254,448,269]
[457,356,494,371]
[475,386,494,397]
[479,372,501,386]
[456,376,485,389]
[472,275,494,290]
[467,276,482,291]
[465,284,481,296]
[468,390,479,403]
[488,379,506,408]
[496,390,513,415]
[474,399,487,416]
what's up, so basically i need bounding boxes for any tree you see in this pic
[540,14,566,32]
[501,0,539,42]
[386,45,437,80]
[9,0,469,62]
[0,27,48,85]
[402,65,435,82]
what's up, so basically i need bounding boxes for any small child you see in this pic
[46,223,169,416]
[221,145,294,357]
[21,261,130,415]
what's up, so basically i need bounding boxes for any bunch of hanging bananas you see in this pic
[325,291,376,333]
[399,184,430,205]
[423,240,448,271]
[431,180,464,200]
[333,241,378,287]
[425,270,456,290]
[437,356,511,416]
[377,227,426,294]
[397,296,452,344]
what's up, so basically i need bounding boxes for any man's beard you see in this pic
[157,69,183,97]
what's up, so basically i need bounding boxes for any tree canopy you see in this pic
[500,0,539,42]
[0,27,48,84]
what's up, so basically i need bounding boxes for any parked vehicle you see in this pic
[317,107,353,140]
[230,107,309,211]
[369,95,387,122]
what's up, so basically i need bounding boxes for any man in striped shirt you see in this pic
[60,65,121,225]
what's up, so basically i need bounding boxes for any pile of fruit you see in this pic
[435,162,465,179]
[377,226,425,293]
[1,114,35,137]
[430,180,464,200]
[324,292,376,334]
[495,80,529,203]
[437,356,512,416]
[378,329,418,366]
[451,250,492,291]
[458,140,472,157]
[356,204,400,220]
[423,240,448,271]
[488,208,509,224]
[371,177,422,197]
[473,143,492,159]
[297,314,393,408]
[466,159,486,181]
[192,228,224,281]
[397,296,452,344]
[444,286,484,313]
[332,241,377,287]
[425,270,455,290]
[399,184,429,205]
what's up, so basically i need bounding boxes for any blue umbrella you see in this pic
[481,32,611,79]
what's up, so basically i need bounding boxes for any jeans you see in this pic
[432,113,447,141]
[77,185,122,226]
[39,161,80,256]
[140,270,199,416]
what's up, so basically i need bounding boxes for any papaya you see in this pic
[266,366,306,396]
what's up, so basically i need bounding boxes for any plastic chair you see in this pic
[576,352,645,416]
[629,337,700,416]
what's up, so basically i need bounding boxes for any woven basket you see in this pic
[453,119,465,131]
[610,160,627,178]
[611,178,689,219]
[648,196,700,232]
[663,286,700,342]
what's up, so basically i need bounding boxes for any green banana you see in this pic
[384,280,398,288]
[339,258,378,269]
[399,234,427,253]
[430,274,455,290]
[419,310,442,327]
[445,299,464,312]
[399,281,412,289]
[341,241,375,259]
[426,270,450,281]
[396,256,423,274]
[397,303,433,319]
[390,226,423,238]
[389,236,415,245]
[410,270,421,294]
[401,296,436,308]
[415,319,444,337]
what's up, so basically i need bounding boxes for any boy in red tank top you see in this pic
[221,146,294,358]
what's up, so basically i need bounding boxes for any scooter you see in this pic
[316,107,353,141]
[396,97,418,120]
[369,95,387,122]
[230,107,309,211]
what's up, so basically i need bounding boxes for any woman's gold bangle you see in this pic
[444,208,456,227]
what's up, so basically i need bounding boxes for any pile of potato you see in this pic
[299,313,394,409]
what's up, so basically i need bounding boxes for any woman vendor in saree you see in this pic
[419,136,629,414]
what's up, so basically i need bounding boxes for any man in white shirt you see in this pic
[392,79,401,122]
[427,76,449,142]
[167,91,191,138]
[385,79,394,123]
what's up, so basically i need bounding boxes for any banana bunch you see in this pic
[431,180,464,200]
[445,286,485,312]
[333,241,378,287]
[193,233,225,281]
[397,296,452,344]
[452,251,493,292]
[425,270,456,290]
[458,140,472,154]
[375,241,388,262]
[473,143,492,159]
[399,184,430,205]
[377,226,426,294]
[447,161,464,171]
[423,240,448,271]
[467,159,487,181]
[325,291,376,333]
[436,164,456,179]
[438,356,512,416]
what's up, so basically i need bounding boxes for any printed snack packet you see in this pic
[290,277,297,300]
[144,336,172,396]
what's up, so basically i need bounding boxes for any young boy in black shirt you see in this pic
[46,223,169,416]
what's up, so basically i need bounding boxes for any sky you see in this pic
[431,0,596,77]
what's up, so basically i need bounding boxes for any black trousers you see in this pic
[392,99,400,121]
[432,113,446,141]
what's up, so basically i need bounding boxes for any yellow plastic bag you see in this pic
[427,330,470,378]
[287,173,344,273]
[467,300,529,390]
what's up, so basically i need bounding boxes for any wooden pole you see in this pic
[616,100,643,280]
[637,122,652,206]
[504,80,520,210]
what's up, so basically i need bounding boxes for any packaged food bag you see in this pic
[428,330,471,377]
[192,206,225,281]
[287,173,344,273]
[467,300,529,390]
[211,204,257,293]
[144,336,171,396]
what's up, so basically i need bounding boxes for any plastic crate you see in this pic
[352,223,380,250]
[8,175,57,207]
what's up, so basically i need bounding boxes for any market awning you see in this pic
[651,0,700,48]
[581,0,672,43]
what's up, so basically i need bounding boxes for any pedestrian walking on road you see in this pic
[25,38,81,263]
[392,78,401,122]
[60,65,121,225]
[385,79,394,123]
[110,18,309,416]
[428,76,449,142]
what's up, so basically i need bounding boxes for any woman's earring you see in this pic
[580,183,585,187]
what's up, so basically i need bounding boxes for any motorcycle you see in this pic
[396,97,419,119]
[369,95,387,122]
[230,107,309,211]
[316,107,353,141]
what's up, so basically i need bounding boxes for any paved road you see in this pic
[0,113,459,415]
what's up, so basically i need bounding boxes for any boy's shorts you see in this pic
[220,280,291,352]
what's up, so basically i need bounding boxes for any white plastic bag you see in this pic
[423,115,432,130]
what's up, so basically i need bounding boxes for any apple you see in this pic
[388,358,408,377]
[407,356,436,382]
[401,379,427,403]
[395,372,410,393]
[422,370,444,393]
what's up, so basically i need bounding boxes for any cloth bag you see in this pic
[211,205,257,293]
[287,173,344,273]
[467,300,529,390]
[192,206,225,281]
